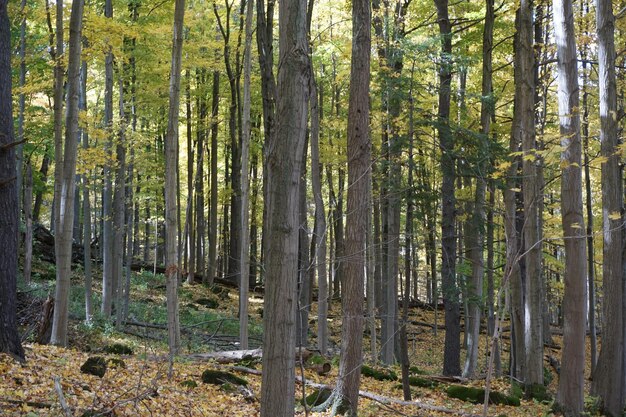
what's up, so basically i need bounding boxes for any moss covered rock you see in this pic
[80,356,107,378]
[446,385,520,406]
[361,364,397,381]
[201,370,248,386]
[103,343,134,355]
[408,376,437,388]
[196,298,219,309]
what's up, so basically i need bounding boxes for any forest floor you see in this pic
[0,257,592,416]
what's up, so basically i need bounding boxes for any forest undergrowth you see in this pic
[0,256,592,416]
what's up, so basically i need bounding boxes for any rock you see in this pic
[201,370,248,386]
[361,364,397,381]
[104,343,134,355]
[195,298,219,309]
[80,356,107,378]
[446,385,520,406]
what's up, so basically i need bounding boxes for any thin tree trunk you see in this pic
[51,0,84,346]
[310,61,328,356]
[239,0,254,350]
[207,70,220,285]
[114,76,127,329]
[80,57,92,323]
[24,165,33,285]
[164,0,185,360]
[101,0,114,318]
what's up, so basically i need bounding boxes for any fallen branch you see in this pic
[0,397,54,409]
[231,365,484,417]
[53,376,72,417]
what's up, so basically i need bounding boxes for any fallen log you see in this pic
[231,365,484,417]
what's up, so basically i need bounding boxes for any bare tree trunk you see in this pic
[80,57,92,323]
[553,0,587,411]
[51,0,63,237]
[24,165,33,285]
[17,0,26,236]
[51,0,84,346]
[297,139,310,347]
[434,0,459,377]
[164,0,185,359]
[335,0,371,409]
[101,0,114,318]
[518,0,543,388]
[259,0,309,412]
[207,70,220,285]
[114,76,127,329]
[591,0,624,413]
[310,62,328,355]
[0,0,25,359]
[185,70,195,285]
[239,0,254,350]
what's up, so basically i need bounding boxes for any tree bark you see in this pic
[164,0,185,358]
[239,0,254,350]
[0,0,25,361]
[208,70,220,285]
[553,0,587,412]
[259,0,309,412]
[51,0,84,347]
[101,0,114,318]
[434,0,459,377]
[591,0,624,413]
[518,0,543,387]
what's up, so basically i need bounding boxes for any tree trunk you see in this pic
[518,0,543,387]
[553,0,587,412]
[434,0,459,377]
[0,0,25,360]
[591,0,624,413]
[309,62,328,355]
[51,0,84,346]
[113,75,127,329]
[51,0,63,237]
[239,0,254,350]
[80,57,92,323]
[208,70,220,285]
[101,0,114,318]
[164,0,185,359]
[335,0,371,409]
[259,0,309,412]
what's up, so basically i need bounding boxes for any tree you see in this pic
[516,0,544,388]
[50,0,85,346]
[101,0,114,318]
[164,0,185,359]
[0,0,25,362]
[462,0,494,379]
[259,0,309,413]
[553,0,587,412]
[239,0,254,350]
[434,0,460,377]
[334,0,371,410]
[591,0,624,413]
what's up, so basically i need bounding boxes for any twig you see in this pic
[53,376,72,417]
[0,138,27,151]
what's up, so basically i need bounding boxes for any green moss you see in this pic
[201,370,248,386]
[446,385,520,406]
[195,298,219,309]
[361,365,397,381]
[103,343,134,355]
[525,383,551,402]
[181,380,198,389]
[409,366,427,375]
[408,376,437,388]
[80,356,107,378]
[303,387,333,407]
